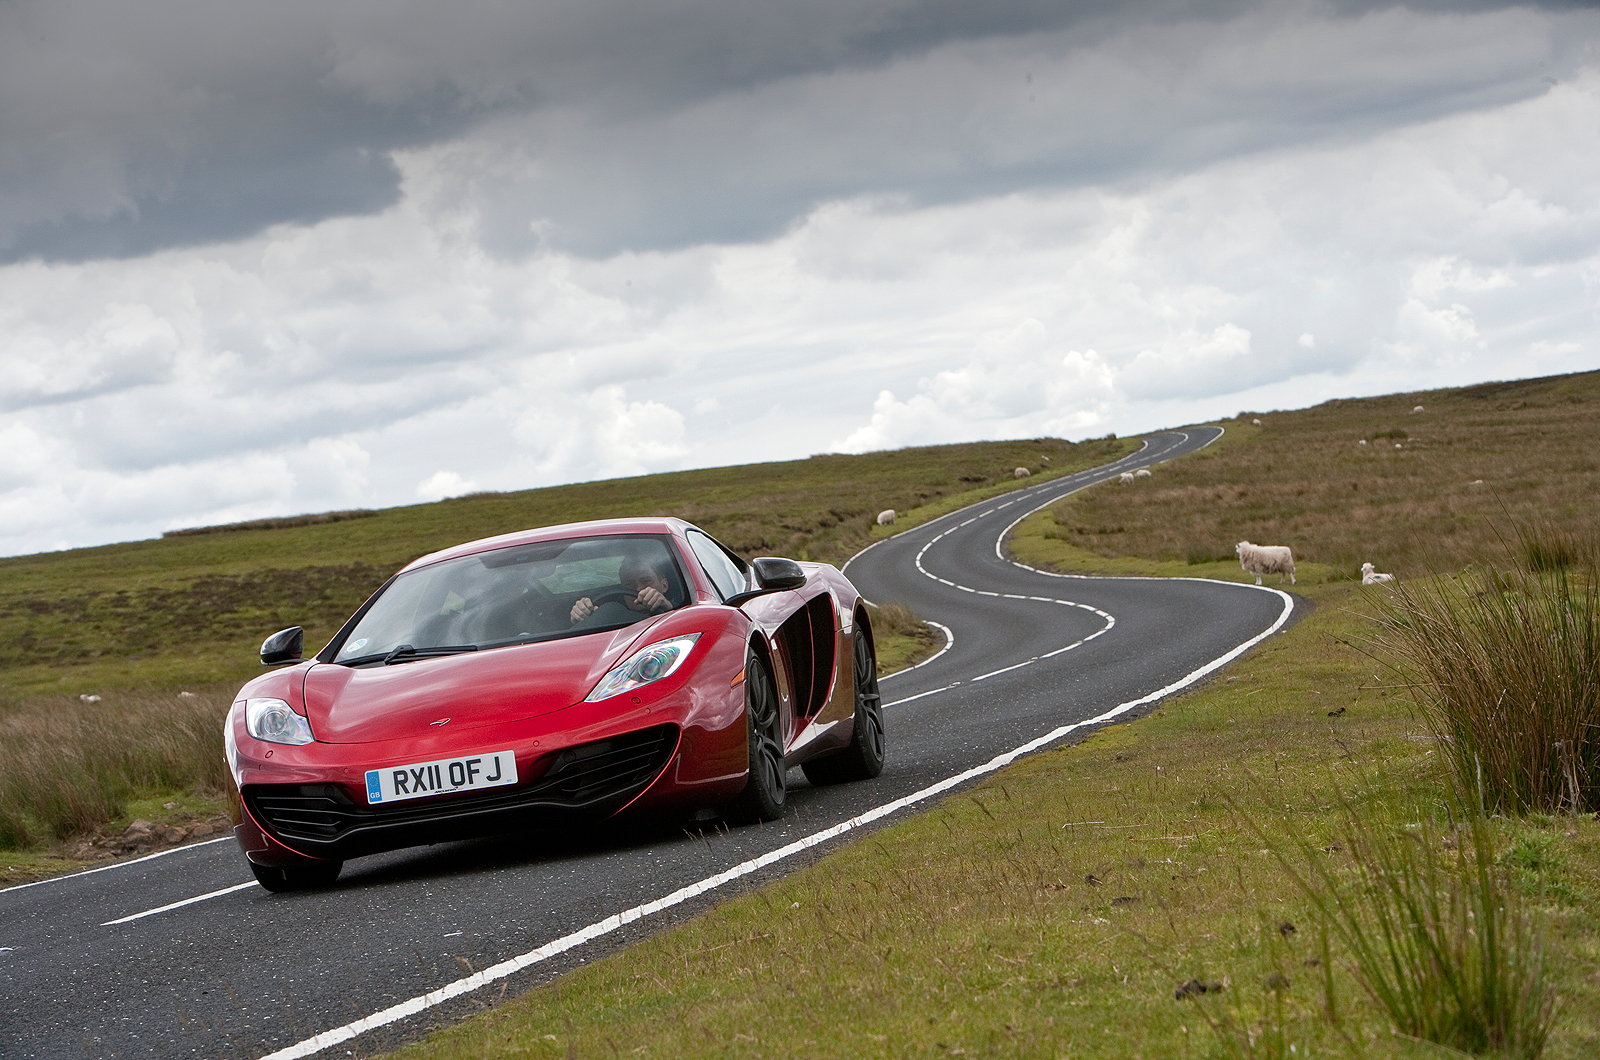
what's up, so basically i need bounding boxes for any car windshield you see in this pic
[333,535,688,665]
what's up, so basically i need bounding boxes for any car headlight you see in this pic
[245,698,315,745]
[586,634,701,703]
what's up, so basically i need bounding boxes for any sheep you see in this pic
[876,509,896,526]
[1412,405,1424,413]
[1119,472,1135,484]
[1361,562,1395,585]
[1236,541,1296,585]
[1252,418,1262,426]
[178,691,198,699]
[79,694,102,704]
[1014,467,1031,479]
[1134,469,1152,479]
[1358,439,1368,446]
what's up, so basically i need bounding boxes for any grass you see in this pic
[1032,370,1600,581]
[0,688,234,850]
[1371,524,1600,816]
[0,436,1130,861]
[379,586,1600,1060]
[0,435,1133,700]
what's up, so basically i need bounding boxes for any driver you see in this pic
[570,555,675,624]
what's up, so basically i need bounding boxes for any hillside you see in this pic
[0,435,1130,699]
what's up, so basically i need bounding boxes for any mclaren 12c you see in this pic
[224,518,885,891]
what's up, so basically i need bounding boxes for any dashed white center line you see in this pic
[102,881,256,926]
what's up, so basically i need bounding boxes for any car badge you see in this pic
[429,717,451,726]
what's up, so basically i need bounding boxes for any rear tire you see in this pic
[801,625,885,786]
[728,651,786,824]
[249,858,343,892]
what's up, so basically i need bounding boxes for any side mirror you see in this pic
[725,558,808,607]
[260,626,305,666]
[752,557,807,591]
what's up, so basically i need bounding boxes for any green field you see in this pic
[0,434,1131,868]
[7,369,1600,1058]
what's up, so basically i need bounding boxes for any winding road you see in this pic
[0,428,1297,1060]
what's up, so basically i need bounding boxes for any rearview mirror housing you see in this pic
[260,626,305,666]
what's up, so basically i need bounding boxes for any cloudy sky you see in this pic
[1,0,1596,556]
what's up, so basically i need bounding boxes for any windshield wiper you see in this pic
[338,644,481,667]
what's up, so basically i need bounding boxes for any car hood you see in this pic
[302,620,663,744]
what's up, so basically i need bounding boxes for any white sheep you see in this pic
[1014,467,1031,479]
[876,509,896,526]
[1358,439,1368,446]
[1252,418,1262,426]
[178,691,198,699]
[79,694,102,704]
[1412,405,1424,413]
[1236,541,1296,585]
[1118,472,1135,484]
[1134,469,1152,479]
[1361,562,1395,585]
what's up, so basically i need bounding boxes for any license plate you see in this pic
[365,750,518,805]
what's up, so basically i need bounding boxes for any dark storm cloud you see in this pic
[0,0,1582,263]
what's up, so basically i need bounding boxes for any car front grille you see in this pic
[243,724,678,856]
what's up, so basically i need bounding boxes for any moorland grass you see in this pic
[0,688,233,848]
[380,586,1600,1060]
[1036,370,1600,580]
[0,437,1129,857]
[0,435,1133,699]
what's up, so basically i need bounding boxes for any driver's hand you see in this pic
[631,585,668,613]
[570,597,597,623]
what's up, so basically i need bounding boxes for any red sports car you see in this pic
[224,518,885,891]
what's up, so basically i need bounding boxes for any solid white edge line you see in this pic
[0,836,237,897]
[101,881,256,926]
[259,581,1294,1060]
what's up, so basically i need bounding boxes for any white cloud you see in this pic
[415,470,479,501]
[0,5,1598,556]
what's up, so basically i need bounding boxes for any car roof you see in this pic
[399,517,694,575]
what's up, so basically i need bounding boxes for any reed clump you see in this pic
[0,689,232,848]
[1375,524,1600,815]
[1257,801,1557,1058]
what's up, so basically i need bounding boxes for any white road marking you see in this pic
[0,836,236,896]
[259,579,1294,1060]
[101,881,256,926]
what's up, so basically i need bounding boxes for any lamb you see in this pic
[1119,472,1135,484]
[876,509,896,526]
[1361,562,1395,585]
[1134,469,1152,479]
[1236,541,1296,585]
[1014,467,1031,479]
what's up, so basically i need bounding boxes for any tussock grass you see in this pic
[1374,525,1600,816]
[1257,801,1557,1057]
[0,689,232,848]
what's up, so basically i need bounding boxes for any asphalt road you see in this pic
[0,428,1297,1060]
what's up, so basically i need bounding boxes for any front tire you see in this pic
[249,858,343,892]
[801,625,885,786]
[728,651,786,824]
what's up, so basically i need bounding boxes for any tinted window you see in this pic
[333,534,687,663]
[686,530,747,601]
